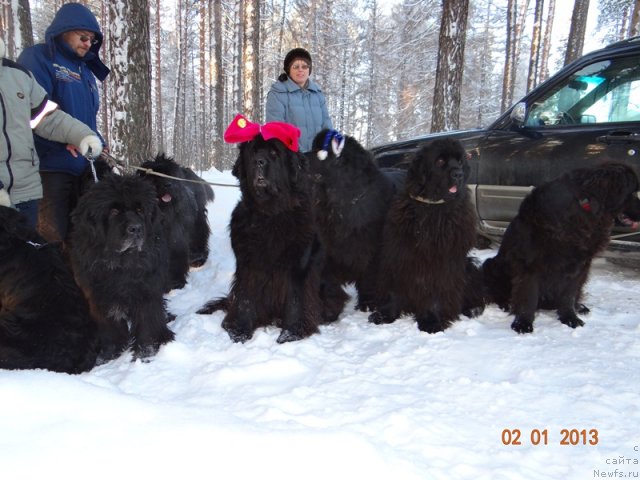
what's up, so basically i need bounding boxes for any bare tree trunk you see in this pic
[242,0,260,120]
[527,0,544,91]
[630,0,640,37]
[278,0,287,61]
[155,0,165,152]
[199,0,207,168]
[565,0,590,65]
[213,0,224,169]
[100,0,110,149]
[501,0,516,112]
[477,0,493,127]
[234,0,243,114]
[108,0,153,166]
[17,0,33,51]
[431,0,470,132]
[500,0,530,112]
[172,0,188,160]
[540,0,555,82]
[365,0,378,147]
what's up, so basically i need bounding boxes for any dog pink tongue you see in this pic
[449,185,458,193]
[161,193,172,203]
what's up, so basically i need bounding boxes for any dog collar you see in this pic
[410,194,446,205]
[223,114,300,152]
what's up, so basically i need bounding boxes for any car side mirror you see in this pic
[510,102,527,127]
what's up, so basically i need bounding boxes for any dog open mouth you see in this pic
[161,193,172,203]
[449,185,458,194]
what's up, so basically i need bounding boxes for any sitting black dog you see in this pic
[69,174,175,362]
[0,205,98,373]
[199,115,342,343]
[310,129,405,312]
[483,162,640,333]
[138,155,212,291]
[369,138,485,333]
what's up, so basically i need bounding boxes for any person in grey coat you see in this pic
[0,37,102,227]
[265,48,332,152]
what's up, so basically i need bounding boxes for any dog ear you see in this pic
[231,154,244,180]
[289,150,309,186]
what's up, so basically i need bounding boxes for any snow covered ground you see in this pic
[1,169,639,480]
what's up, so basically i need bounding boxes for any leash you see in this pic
[87,150,99,183]
[97,151,239,188]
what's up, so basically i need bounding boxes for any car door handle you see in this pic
[596,131,640,144]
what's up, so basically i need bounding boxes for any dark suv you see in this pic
[372,37,640,261]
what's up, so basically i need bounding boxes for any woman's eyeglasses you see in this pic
[75,31,98,45]
[291,63,310,70]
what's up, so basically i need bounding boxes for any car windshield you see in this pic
[526,55,640,126]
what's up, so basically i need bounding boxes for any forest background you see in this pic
[0,0,638,171]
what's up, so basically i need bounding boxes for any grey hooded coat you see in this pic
[0,56,95,205]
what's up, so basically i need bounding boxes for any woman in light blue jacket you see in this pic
[265,48,332,152]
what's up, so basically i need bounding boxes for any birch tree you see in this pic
[0,0,32,57]
[431,0,470,132]
[108,0,153,165]
[242,0,260,120]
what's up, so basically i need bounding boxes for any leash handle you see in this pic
[86,149,99,183]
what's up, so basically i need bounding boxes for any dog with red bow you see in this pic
[199,114,341,343]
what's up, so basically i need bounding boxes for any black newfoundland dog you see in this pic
[199,115,340,343]
[483,162,640,333]
[368,138,485,333]
[0,206,98,373]
[310,129,405,312]
[139,154,212,290]
[69,174,175,362]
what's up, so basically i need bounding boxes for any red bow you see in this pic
[224,114,300,152]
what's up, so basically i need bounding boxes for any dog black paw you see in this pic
[276,329,304,344]
[368,311,394,325]
[133,343,160,361]
[223,324,253,343]
[355,302,373,312]
[416,317,451,334]
[197,297,229,314]
[575,303,590,315]
[511,318,534,334]
[559,315,585,329]
[462,306,485,318]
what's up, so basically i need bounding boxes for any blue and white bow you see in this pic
[317,130,346,160]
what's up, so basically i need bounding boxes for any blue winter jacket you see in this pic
[17,2,109,176]
[265,77,332,152]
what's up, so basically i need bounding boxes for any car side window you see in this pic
[525,55,640,127]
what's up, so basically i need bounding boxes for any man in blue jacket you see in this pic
[18,2,110,244]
